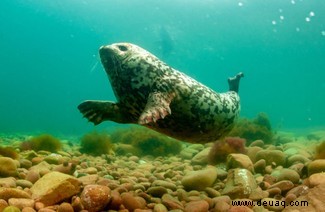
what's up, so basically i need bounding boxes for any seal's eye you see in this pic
[117,45,128,52]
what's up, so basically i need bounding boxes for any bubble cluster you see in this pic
[305,11,315,22]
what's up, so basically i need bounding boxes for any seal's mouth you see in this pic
[99,45,122,77]
[99,46,115,68]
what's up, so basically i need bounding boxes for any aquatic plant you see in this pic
[208,136,246,164]
[315,141,325,159]
[79,131,113,156]
[110,126,182,157]
[20,134,62,152]
[0,146,19,159]
[227,113,274,145]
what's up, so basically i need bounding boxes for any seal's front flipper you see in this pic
[228,72,244,93]
[78,100,129,125]
[138,92,175,125]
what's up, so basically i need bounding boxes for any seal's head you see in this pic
[99,42,166,103]
[99,43,156,81]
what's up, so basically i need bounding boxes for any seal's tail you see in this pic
[228,72,244,93]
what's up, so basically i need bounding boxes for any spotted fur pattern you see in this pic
[79,43,241,143]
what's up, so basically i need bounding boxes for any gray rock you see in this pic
[222,168,257,199]
[181,166,217,191]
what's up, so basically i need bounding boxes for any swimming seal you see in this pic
[78,43,244,143]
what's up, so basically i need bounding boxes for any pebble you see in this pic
[25,170,40,184]
[0,199,8,211]
[191,147,210,165]
[44,155,61,164]
[204,187,220,198]
[307,159,325,176]
[226,153,254,172]
[30,171,81,206]
[78,174,99,185]
[266,187,281,197]
[121,192,146,211]
[2,206,21,212]
[254,159,266,174]
[222,169,257,199]
[179,149,194,159]
[0,177,16,188]
[8,198,35,210]
[255,150,286,166]
[107,189,122,209]
[16,180,33,189]
[71,196,83,211]
[307,173,325,187]
[269,180,294,192]
[181,166,217,191]
[246,146,263,163]
[57,203,74,212]
[161,194,184,210]
[0,188,31,201]
[21,207,36,212]
[287,155,310,166]
[0,157,18,177]
[249,140,264,147]
[29,161,51,176]
[286,185,309,198]
[271,168,300,184]
[80,184,111,212]
[19,159,32,169]
[147,186,168,197]
[153,203,168,212]
[52,163,75,175]
[151,180,177,191]
[213,200,230,211]
[184,200,209,212]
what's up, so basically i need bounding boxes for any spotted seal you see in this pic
[78,43,244,143]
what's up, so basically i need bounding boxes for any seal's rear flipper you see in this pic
[228,72,244,93]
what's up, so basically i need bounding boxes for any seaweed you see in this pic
[20,134,62,152]
[227,112,274,145]
[110,126,182,157]
[208,136,246,164]
[315,140,325,159]
[0,146,19,159]
[79,131,114,156]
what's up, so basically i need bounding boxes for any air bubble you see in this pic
[238,2,243,7]
[322,31,325,36]
[291,0,295,4]
[309,11,315,17]
[272,20,277,25]
[280,16,284,20]
[296,27,300,32]
[305,17,310,22]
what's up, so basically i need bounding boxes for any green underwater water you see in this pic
[0,0,324,136]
